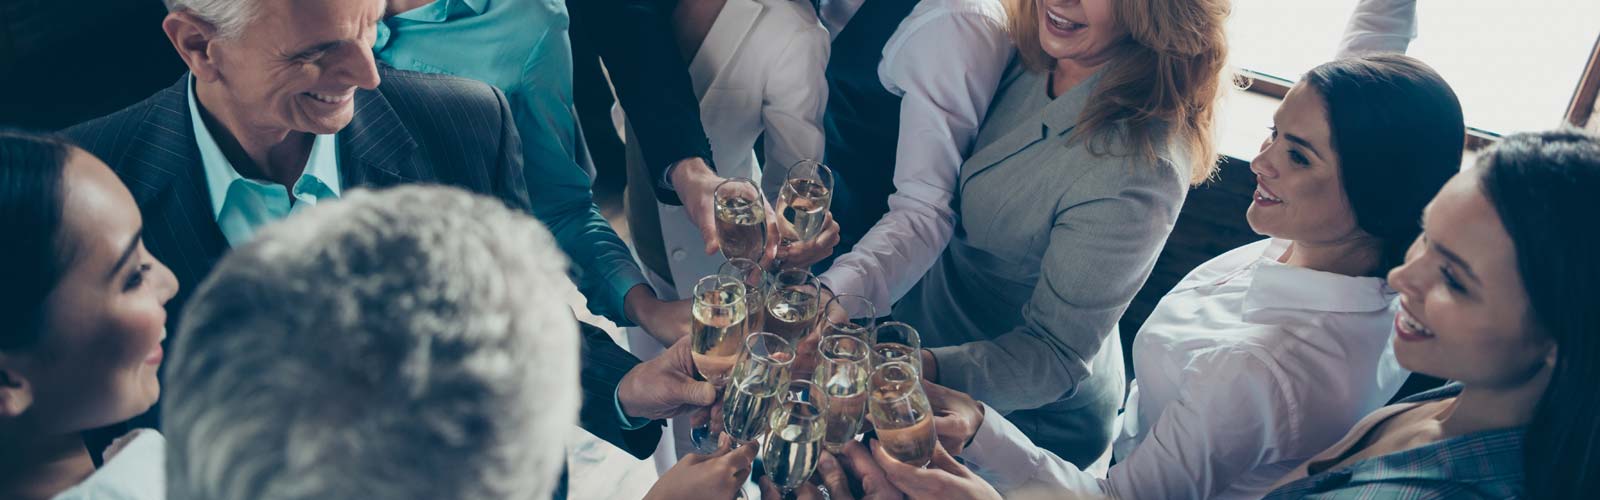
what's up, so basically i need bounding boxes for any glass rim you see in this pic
[745,331,796,366]
[693,275,746,308]
[819,335,871,363]
[824,293,877,323]
[713,176,764,199]
[780,378,830,414]
[771,268,820,287]
[873,321,920,345]
[785,159,834,183]
[869,361,923,404]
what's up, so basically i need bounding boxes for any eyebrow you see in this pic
[1282,132,1325,161]
[107,229,144,281]
[1431,241,1482,284]
[290,41,343,58]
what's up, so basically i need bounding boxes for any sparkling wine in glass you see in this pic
[718,258,769,335]
[871,321,922,373]
[821,294,877,344]
[721,332,796,444]
[776,160,834,245]
[714,178,767,262]
[813,335,871,453]
[691,275,748,384]
[760,379,829,497]
[868,361,937,468]
[765,269,822,343]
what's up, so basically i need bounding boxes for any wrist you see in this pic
[623,284,658,327]
[668,157,715,191]
[921,349,940,383]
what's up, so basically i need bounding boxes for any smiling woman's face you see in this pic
[1245,83,1366,246]
[4,150,178,433]
[1387,171,1554,388]
[1036,0,1127,67]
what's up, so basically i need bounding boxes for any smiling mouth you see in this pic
[304,91,354,104]
[1045,9,1087,32]
[1396,306,1436,339]
[1254,185,1284,203]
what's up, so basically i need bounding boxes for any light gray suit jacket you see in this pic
[895,63,1188,464]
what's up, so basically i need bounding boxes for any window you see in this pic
[1228,0,1600,135]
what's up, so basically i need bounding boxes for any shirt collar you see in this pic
[187,75,342,220]
[392,0,488,22]
[1242,239,1395,317]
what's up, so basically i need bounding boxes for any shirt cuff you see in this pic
[816,267,864,304]
[600,270,651,328]
[961,403,1043,491]
[615,387,653,431]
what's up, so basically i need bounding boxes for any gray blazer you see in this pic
[894,64,1188,463]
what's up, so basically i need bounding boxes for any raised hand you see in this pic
[872,439,1000,500]
[645,436,760,500]
[922,381,984,456]
[618,336,720,420]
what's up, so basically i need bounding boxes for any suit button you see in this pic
[672,249,687,261]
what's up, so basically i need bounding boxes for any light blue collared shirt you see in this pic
[189,76,342,247]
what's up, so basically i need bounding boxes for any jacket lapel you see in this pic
[123,76,231,291]
[339,82,422,189]
[960,67,1104,188]
[689,0,764,95]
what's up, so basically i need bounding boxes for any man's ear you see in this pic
[0,365,35,419]
[162,10,225,83]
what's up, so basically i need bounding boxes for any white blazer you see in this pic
[620,0,830,300]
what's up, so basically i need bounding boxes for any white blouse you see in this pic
[960,239,1410,499]
[51,429,165,500]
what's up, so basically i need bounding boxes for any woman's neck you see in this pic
[1440,363,1551,438]
[1283,235,1382,277]
[0,428,95,500]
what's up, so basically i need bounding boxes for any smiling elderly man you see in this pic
[65,0,712,464]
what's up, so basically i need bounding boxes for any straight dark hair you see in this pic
[1302,54,1464,275]
[1477,130,1600,497]
[0,129,74,350]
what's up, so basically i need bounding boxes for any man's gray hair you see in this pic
[163,0,259,39]
[165,185,581,500]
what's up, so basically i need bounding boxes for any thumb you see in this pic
[678,379,720,408]
[929,441,966,475]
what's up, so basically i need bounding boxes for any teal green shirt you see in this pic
[189,77,342,247]
[373,0,648,325]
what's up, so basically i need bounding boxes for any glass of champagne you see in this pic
[821,294,877,344]
[761,379,829,497]
[718,258,769,335]
[868,361,937,468]
[765,269,822,343]
[813,335,871,453]
[691,275,748,384]
[722,332,795,445]
[872,321,922,373]
[776,160,834,245]
[714,177,768,262]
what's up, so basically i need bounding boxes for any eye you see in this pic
[124,263,152,292]
[1440,266,1468,295]
[1289,150,1310,166]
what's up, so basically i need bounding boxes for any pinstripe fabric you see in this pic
[66,67,661,459]
[1264,384,1525,499]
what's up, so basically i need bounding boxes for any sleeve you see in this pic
[1335,0,1418,58]
[490,84,535,214]
[567,0,713,205]
[759,27,830,181]
[961,403,1108,494]
[577,322,666,459]
[817,10,1013,308]
[510,31,649,325]
[927,161,1185,412]
[1102,352,1296,499]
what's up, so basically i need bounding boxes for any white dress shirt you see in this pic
[51,429,165,500]
[961,239,1410,499]
[813,0,1014,310]
[1337,0,1418,58]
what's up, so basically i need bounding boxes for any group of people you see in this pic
[2,0,1597,499]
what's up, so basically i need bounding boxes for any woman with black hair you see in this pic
[874,54,1467,499]
[1266,129,1600,497]
[0,130,178,500]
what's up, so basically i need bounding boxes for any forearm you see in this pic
[818,187,956,308]
[962,404,1107,494]
[1337,0,1418,57]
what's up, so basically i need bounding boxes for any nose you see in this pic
[333,45,382,91]
[153,258,180,304]
[1250,147,1278,180]
[1386,238,1424,298]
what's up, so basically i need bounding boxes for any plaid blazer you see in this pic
[1264,384,1524,499]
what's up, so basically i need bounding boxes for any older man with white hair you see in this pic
[163,186,579,500]
[67,0,709,463]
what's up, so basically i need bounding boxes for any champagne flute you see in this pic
[714,177,768,262]
[868,361,937,468]
[722,332,796,445]
[765,269,822,343]
[821,294,877,344]
[813,335,871,453]
[871,321,922,373]
[690,275,748,384]
[718,258,769,335]
[776,160,834,245]
[761,379,830,498]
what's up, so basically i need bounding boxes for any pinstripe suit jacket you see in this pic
[66,69,662,459]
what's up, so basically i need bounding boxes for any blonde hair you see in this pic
[1006,0,1230,184]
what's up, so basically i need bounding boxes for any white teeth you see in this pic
[307,92,351,104]
[1254,188,1283,203]
[1398,310,1434,337]
[1045,10,1084,30]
